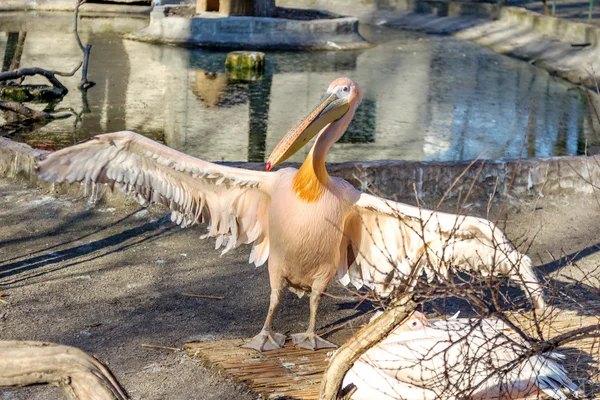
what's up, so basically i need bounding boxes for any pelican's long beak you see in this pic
[266,91,350,171]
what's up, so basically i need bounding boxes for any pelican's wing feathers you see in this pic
[38,131,271,266]
[339,190,541,299]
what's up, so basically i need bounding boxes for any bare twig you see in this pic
[55,62,84,77]
[141,344,181,352]
[182,293,224,300]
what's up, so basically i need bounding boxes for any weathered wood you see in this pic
[0,341,128,400]
[319,295,417,400]
[197,0,254,15]
[0,100,71,120]
[197,0,274,16]
[0,65,78,97]
[220,0,253,15]
[196,0,220,13]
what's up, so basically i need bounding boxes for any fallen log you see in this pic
[0,341,128,400]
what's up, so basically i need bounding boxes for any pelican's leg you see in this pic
[291,290,337,350]
[241,289,286,352]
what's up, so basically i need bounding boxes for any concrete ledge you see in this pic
[369,0,600,92]
[414,0,500,19]
[0,11,149,34]
[0,0,151,13]
[455,7,600,90]
[499,7,599,47]
[2,137,599,204]
[125,5,372,50]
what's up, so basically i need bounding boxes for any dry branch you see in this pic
[182,292,224,300]
[141,343,181,352]
[0,64,81,96]
[0,341,128,400]
[74,0,95,90]
[319,295,417,400]
[0,100,71,120]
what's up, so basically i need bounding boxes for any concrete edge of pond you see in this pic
[2,136,599,206]
[124,5,373,51]
[366,0,600,92]
[456,7,600,91]
[0,0,151,13]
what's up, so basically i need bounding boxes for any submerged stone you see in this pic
[226,51,265,71]
[225,51,265,81]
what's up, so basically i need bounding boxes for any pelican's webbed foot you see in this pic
[291,332,337,350]
[241,330,286,352]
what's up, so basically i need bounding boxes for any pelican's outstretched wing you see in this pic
[38,131,272,266]
[339,190,545,308]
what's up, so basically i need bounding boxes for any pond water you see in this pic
[1,12,599,163]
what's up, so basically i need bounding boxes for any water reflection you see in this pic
[0,13,598,162]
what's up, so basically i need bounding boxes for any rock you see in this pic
[225,51,265,81]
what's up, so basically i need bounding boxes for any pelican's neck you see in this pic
[293,112,354,202]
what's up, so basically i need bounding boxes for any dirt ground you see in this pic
[0,177,599,399]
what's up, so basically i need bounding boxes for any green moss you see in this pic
[226,69,262,81]
[0,85,67,103]
[1,86,30,102]
[225,51,265,72]
[1,85,66,103]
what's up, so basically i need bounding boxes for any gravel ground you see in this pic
[0,177,599,399]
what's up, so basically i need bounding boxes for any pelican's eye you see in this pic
[337,85,351,98]
[408,319,422,330]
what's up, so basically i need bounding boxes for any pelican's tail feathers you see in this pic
[534,356,582,400]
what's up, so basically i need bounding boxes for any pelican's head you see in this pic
[266,77,363,171]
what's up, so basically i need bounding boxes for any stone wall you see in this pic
[125,5,371,50]
[2,137,599,205]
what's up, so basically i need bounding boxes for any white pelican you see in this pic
[343,311,581,400]
[37,78,545,352]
